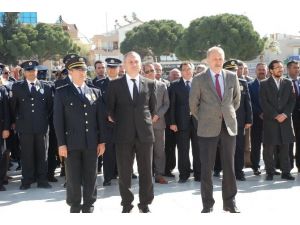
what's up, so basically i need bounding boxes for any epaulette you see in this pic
[55,83,69,90]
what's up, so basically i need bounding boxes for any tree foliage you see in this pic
[120,20,184,60]
[0,13,80,65]
[175,13,266,61]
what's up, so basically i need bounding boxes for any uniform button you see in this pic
[31,98,34,101]
[86,121,88,124]
[86,129,88,132]
[32,110,34,112]
[85,113,87,116]
[84,104,87,108]
[32,104,34,106]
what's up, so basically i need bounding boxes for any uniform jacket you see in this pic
[189,69,241,137]
[236,79,253,129]
[10,80,53,134]
[53,83,105,150]
[0,86,10,133]
[259,77,295,145]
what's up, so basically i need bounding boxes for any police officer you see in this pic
[53,55,106,213]
[95,57,121,186]
[0,84,10,191]
[10,60,53,190]
[223,60,253,181]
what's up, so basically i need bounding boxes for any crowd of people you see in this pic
[0,46,299,213]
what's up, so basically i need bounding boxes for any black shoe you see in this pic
[178,178,187,183]
[37,182,52,189]
[194,177,201,182]
[0,185,6,191]
[236,174,246,181]
[253,168,261,176]
[63,182,66,188]
[103,180,111,186]
[164,172,175,178]
[48,176,58,182]
[274,170,281,175]
[82,205,94,213]
[122,205,133,213]
[70,205,81,213]
[223,206,240,213]
[2,180,8,185]
[266,174,273,181]
[20,184,31,190]
[213,171,220,177]
[281,173,295,180]
[132,173,138,179]
[60,167,65,177]
[201,207,213,213]
[15,165,21,171]
[138,205,151,213]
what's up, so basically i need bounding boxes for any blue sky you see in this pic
[1,0,299,38]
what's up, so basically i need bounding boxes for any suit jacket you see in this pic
[291,78,300,126]
[259,77,295,145]
[170,77,194,131]
[107,75,156,143]
[153,80,169,130]
[10,80,53,134]
[0,86,10,133]
[53,83,105,150]
[248,79,262,116]
[189,69,241,137]
[236,79,253,129]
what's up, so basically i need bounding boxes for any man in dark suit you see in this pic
[287,60,300,172]
[169,62,201,183]
[259,59,295,181]
[107,51,156,213]
[164,69,181,177]
[94,57,121,186]
[189,46,241,213]
[92,60,106,85]
[0,85,10,191]
[54,55,106,213]
[10,60,53,190]
[248,63,268,176]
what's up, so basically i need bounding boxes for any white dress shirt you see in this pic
[126,74,140,99]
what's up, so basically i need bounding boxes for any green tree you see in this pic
[120,20,184,61]
[1,15,80,65]
[175,13,265,61]
[0,12,20,64]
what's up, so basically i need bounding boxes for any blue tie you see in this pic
[186,81,191,92]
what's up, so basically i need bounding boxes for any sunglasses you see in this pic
[144,69,155,74]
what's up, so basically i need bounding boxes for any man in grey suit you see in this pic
[189,46,241,213]
[259,59,295,181]
[143,62,169,184]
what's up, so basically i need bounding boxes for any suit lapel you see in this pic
[121,75,134,104]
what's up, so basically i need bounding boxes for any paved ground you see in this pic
[1,163,300,217]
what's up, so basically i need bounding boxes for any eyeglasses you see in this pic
[3,72,10,75]
[144,69,155,74]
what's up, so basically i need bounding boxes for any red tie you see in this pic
[215,74,222,100]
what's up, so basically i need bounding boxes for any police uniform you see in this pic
[53,55,106,213]
[10,60,53,189]
[214,60,253,180]
[94,57,121,186]
[0,85,10,191]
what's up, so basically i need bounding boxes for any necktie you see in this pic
[293,80,299,96]
[215,74,222,100]
[77,87,84,99]
[30,82,36,93]
[186,80,191,92]
[131,79,138,103]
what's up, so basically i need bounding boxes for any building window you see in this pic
[113,41,119,50]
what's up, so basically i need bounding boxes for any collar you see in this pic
[26,79,38,85]
[183,78,192,83]
[126,74,140,83]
